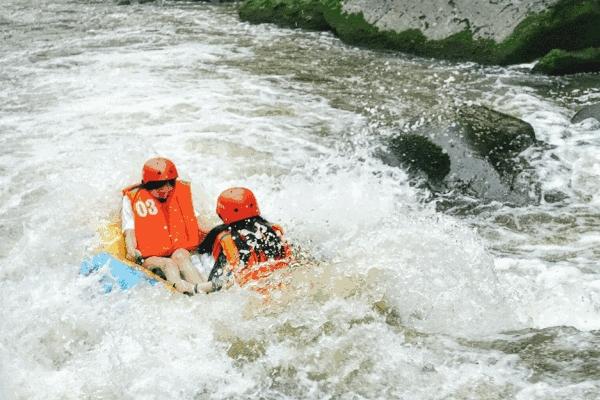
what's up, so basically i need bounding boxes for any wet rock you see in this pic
[457,106,536,180]
[432,123,539,208]
[543,189,569,203]
[239,0,600,65]
[572,103,600,123]
[379,116,539,207]
[533,48,600,75]
[239,0,329,31]
[384,134,451,182]
[116,0,131,5]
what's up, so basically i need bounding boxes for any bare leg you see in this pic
[143,256,195,294]
[172,248,205,284]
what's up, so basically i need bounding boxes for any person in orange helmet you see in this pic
[196,187,292,293]
[121,157,209,294]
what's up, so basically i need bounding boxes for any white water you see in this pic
[1,1,599,399]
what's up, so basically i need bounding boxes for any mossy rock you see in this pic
[319,0,498,62]
[387,134,450,182]
[533,47,600,75]
[239,0,600,65]
[239,0,330,31]
[332,0,600,64]
[458,106,536,179]
[495,0,600,64]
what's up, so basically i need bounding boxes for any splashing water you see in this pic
[1,1,599,399]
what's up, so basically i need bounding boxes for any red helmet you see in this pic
[142,157,178,183]
[216,187,260,224]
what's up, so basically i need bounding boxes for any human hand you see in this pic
[223,271,236,289]
[126,247,143,264]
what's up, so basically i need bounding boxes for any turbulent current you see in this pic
[1,1,599,399]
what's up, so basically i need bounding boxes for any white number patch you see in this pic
[135,199,159,217]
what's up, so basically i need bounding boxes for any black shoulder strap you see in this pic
[196,223,229,254]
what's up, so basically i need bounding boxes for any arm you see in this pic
[124,229,142,263]
[122,196,142,263]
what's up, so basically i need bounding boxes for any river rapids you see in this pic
[1,1,599,399]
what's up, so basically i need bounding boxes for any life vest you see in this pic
[123,181,201,258]
[205,216,292,289]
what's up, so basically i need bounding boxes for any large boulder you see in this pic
[533,47,600,75]
[572,103,600,123]
[380,111,540,207]
[433,123,539,207]
[239,0,600,65]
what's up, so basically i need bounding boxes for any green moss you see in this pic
[388,134,451,182]
[497,0,600,64]
[319,0,394,48]
[419,29,497,63]
[239,0,329,31]
[533,47,600,75]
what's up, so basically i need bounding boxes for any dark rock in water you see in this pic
[379,119,539,208]
[533,48,600,75]
[543,189,569,204]
[432,123,539,209]
[386,134,451,182]
[572,103,600,123]
[117,0,131,4]
[457,106,536,181]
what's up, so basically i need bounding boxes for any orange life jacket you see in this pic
[123,181,201,258]
[209,217,292,287]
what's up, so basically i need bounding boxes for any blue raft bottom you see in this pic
[80,252,159,293]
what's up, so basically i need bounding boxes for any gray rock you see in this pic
[342,0,561,42]
[543,189,569,203]
[384,134,451,182]
[457,105,536,180]
[432,124,539,207]
[572,103,600,123]
[381,123,539,206]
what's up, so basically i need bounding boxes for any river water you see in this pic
[1,1,599,399]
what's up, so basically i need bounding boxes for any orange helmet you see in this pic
[216,187,260,224]
[142,157,178,183]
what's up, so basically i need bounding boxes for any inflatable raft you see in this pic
[80,221,176,293]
